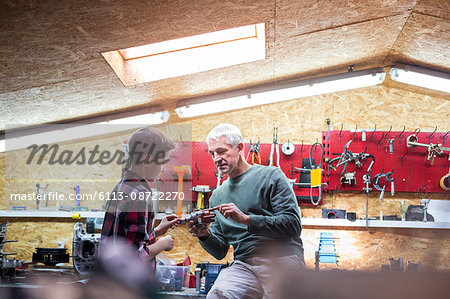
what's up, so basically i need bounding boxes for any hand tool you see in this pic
[388,138,395,154]
[372,171,394,201]
[178,207,218,231]
[325,118,331,141]
[417,185,432,222]
[246,139,262,164]
[191,185,211,210]
[268,127,280,167]
[362,173,372,228]
[335,140,375,173]
[406,134,450,165]
[294,142,327,205]
[173,165,191,218]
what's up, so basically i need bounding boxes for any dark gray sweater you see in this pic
[200,164,304,261]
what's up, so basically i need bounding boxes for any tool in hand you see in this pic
[179,207,218,234]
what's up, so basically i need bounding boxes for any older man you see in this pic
[189,123,304,299]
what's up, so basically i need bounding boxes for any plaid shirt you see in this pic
[100,170,156,261]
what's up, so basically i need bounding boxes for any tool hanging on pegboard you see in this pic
[372,170,394,202]
[246,139,262,165]
[294,142,327,205]
[282,140,295,156]
[406,133,450,165]
[189,141,323,206]
[323,128,449,193]
[440,157,450,191]
[268,127,280,167]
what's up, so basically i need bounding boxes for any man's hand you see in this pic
[155,214,179,237]
[187,210,215,239]
[217,203,250,226]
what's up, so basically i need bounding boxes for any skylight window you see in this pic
[102,23,266,86]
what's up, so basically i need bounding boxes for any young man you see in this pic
[189,123,304,298]
[101,127,179,269]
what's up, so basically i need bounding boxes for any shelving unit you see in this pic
[0,210,448,229]
[301,218,450,229]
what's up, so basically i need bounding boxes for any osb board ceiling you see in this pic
[0,0,449,131]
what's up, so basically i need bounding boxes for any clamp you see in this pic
[372,171,394,202]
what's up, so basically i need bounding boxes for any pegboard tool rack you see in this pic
[322,130,450,194]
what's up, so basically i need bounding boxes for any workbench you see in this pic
[159,288,206,298]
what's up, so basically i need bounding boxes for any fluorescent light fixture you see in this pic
[1,110,169,153]
[102,23,266,86]
[175,68,386,118]
[99,110,169,125]
[390,65,450,93]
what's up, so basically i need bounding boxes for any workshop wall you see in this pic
[1,84,449,271]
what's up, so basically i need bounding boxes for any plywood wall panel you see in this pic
[391,13,450,72]
[2,218,78,262]
[275,0,413,38]
[414,0,450,20]
[1,85,449,271]
[182,85,449,144]
[2,219,448,272]
[274,13,407,72]
[5,0,443,132]
[154,222,234,268]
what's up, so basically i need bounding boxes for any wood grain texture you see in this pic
[390,12,450,72]
[1,0,448,131]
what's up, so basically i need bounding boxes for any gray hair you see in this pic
[206,123,244,148]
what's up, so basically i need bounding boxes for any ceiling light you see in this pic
[390,65,450,93]
[1,110,169,153]
[175,68,386,118]
[99,110,170,125]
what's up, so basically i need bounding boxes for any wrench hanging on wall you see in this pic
[406,134,450,165]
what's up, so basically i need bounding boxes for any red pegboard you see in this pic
[323,130,450,194]
[155,141,324,206]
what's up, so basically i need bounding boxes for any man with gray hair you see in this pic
[188,123,304,298]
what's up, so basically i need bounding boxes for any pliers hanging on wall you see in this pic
[247,139,262,165]
[269,127,280,167]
